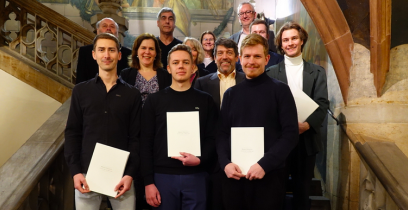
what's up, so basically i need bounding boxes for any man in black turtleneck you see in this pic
[217,34,299,209]
[141,44,218,210]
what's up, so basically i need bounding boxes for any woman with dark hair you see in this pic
[121,33,172,105]
[183,37,209,85]
[198,31,217,73]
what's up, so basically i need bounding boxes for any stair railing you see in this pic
[0,0,95,88]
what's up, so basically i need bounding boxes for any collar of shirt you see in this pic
[217,70,236,80]
[284,53,303,66]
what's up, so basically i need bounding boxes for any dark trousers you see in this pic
[207,168,224,210]
[287,137,317,210]
[153,172,208,210]
[222,167,286,210]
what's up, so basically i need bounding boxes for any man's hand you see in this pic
[145,184,161,207]
[171,152,200,166]
[114,175,133,198]
[246,163,265,180]
[224,163,245,180]
[299,122,310,134]
[73,173,90,194]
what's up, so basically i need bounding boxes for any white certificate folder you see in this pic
[167,111,201,157]
[231,127,264,175]
[86,143,130,197]
[290,87,319,122]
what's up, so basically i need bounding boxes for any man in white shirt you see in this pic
[229,2,257,53]
[266,21,329,210]
[195,38,245,108]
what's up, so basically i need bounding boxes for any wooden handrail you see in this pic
[0,99,71,210]
[10,0,94,44]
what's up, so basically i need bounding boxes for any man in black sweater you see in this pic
[156,7,182,68]
[141,44,218,210]
[75,18,132,84]
[65,33,141,209]
[217,34,299,209]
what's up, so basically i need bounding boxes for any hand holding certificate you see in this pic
[167,111,201,157]
[231,127,264,175]
[85,143,130,197]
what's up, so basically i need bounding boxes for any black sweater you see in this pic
[217,72,299,173]
[141,86,218,186]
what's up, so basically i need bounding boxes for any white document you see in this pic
[167,111,201,157]
[231,127,264,175]
[86,143,130,197]
[290,87,319,122]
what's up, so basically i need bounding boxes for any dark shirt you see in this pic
[141,86,218,186]
[157,37,182,68]
[65,75,142,178]
[198,60,217,73]
[217,72,299,173]
[120,67,172,90]
[75,44,132,84]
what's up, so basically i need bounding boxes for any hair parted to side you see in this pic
[240,33,269,57]
[275,21,308,55]
[167,44,193,66]
[92,33,120,51]
[214,37,238,57]
[129,33,163,70]
[200,31,216,60]
[157,7,176,23]
[183,37,205,65]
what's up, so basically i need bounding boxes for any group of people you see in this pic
[65,1,329,210]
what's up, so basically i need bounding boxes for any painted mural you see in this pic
[275,0,328,70]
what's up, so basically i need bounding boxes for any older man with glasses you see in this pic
[229,2,257,53]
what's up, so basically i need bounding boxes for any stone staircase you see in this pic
[285,177,331,210]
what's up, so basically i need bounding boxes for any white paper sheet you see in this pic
[231,127,264,175]
[290,87,319,122]
[167,111,201,157]
[86,143,130,197]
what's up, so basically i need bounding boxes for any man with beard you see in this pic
[217,34,298,209]
[76,18,132,84]
[156,7,182,68]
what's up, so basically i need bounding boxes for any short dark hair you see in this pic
[129,33,163,70]
[167,44,193,65]
[157,7,176,23]
[240,33,269,56]
[250,19,269,39]
[214,37,238,57]
[200,31,216,60]
[275,21,308,55]
[93,33,120,51]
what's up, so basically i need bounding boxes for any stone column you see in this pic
[91,0,128,44]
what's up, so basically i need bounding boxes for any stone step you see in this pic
[285,195,331,210]
[286,177,323,196]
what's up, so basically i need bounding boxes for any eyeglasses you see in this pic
[238,11,254,17]
[203,38,214,42]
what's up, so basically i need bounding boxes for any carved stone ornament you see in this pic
[97,0,123,14]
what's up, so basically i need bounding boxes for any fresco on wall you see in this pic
[55,0,233,37]
[275,0,328,70]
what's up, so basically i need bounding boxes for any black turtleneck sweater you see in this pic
[217,72,299,173]
[141,86,218,186]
